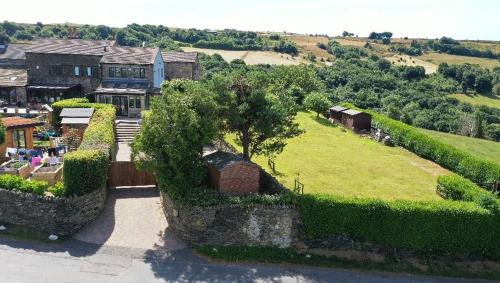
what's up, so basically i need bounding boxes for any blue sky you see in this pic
[1,0,499,40]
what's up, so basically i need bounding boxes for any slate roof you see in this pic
[60,108,94,118]
[342,109,363,116]
[27,39,115,56]
[101,47,159,65]
[0,44,27,63]
[162,51,197,63]
[0,68,27,87]
[330,106,347,112]
[204,151,257,170]
[1,117,44,129]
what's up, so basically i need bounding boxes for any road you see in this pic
[0,236,483,283]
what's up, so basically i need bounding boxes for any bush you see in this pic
[437,174,499,214]
[0,175,49,196]
[298,193,500,258]
[343,103,500,186]
[48,182,65,197]
[64,150,108,196]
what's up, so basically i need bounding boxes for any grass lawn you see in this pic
[418,128,500,164]
[227,112,448,201]
[182,47,306,65]
[418,52,500,70]
[448,93,500,109]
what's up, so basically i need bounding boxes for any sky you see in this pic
[1,0,499,40]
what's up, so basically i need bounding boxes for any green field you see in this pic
[419,129,500,164]
[448,93,500,109]
[418,52,500,70]
[227,112,448,201]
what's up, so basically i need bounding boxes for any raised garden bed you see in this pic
[0,160,32,179]
[31,163,63,186]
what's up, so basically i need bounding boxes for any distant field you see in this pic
[385,54,438,74]
[419,129,500,164]
[227,112,447,201]
[285,35,332,60]
[182,47,306,65]
[418,53,500,69]
[448,93,500,109]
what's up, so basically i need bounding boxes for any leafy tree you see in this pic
[217,71,302,160]
[132,80,219,197]
[475,74,493,94]
[304,92,331,118]
[377,58,391,71]
[0,31,10,44]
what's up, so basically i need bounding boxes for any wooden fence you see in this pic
[108,161,156,187]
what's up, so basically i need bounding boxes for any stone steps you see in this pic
[115,121,141,143]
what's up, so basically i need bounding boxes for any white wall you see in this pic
[153,49,165,88]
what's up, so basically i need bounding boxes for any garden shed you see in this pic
[0,116,44,158]
[60,107,94,136]
[329,105,348,122]
[341,109,372,131]
[204,151,260,196]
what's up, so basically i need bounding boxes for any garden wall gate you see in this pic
[108,161,156,187]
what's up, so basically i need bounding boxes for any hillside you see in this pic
[448,93,500,109]
[227,112,448,201]
[418,129,500,164]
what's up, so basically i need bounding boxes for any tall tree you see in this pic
[219,71,302,161]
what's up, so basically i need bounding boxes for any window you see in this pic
[12,129,26,148]
[135,96,141,108]
[109,67,116,78]
[87,67,92,77]
[74,66,80,76]
[129,96,141,109]
[120,68,128,78]
[139,68,145,78]
[132,68,140,78]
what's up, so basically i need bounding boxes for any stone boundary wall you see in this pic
[0,187,106,235]
[161,192,300,248]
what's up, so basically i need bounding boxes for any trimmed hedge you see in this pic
[53,99,116,196]
[343,103,500,186]
[437,174,499,214]
[298,193,500,258]
[64,149,109,196]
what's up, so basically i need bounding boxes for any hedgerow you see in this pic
[298,193,500,258]
[0,174,49,196]
[437,174,499,214]
[53,99,116,196]
[343,103,500,186]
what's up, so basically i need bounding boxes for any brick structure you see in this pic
[162,51,200,80]
[0,44,28,106]
[204,151,260,196]
[341,109,372,131]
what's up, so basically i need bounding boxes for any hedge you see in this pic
[343,103,500,186]
[0,174,49,196]
[53,99,116,196]
[437,174,499,214]
[64,149,109,196]
[298,193,500,258]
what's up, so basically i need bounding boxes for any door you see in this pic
[108,161,156,187]
[112,96,129,116]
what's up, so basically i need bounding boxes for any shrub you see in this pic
[0,175,49,196]
[48,182,65,198]
[64,150,108,196]
[343,103,500,186]
[437,174,499,214]
[298,193,500,258]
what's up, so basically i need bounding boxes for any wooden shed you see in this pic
[341,109,372,131]
[60,107,94,137]
[329,105,348,122]
[204,151,260,196]
[0,117,44,158]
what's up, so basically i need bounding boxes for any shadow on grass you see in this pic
[310,115,339,128]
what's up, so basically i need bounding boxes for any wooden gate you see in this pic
[108,161,156,187]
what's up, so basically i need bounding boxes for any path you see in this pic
[114,119,141,162]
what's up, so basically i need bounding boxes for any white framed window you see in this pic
[74,66,80,76]
[87,67,92,77]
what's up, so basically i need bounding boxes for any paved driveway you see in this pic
[74,187,184,251]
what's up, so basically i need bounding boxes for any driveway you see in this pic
[74,187,184,251]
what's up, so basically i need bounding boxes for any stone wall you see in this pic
[0,186,106,235]
[161,192,300,248]
[165,62,198,80]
